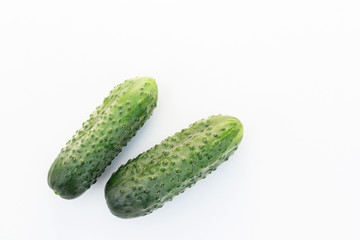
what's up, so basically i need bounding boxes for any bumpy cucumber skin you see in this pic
[105,115,243,218]
[48,77,158,199]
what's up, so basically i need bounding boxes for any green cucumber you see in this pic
[48,77,158,199]
[105,115,243,218]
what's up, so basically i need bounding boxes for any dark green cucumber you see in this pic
[48,77,158,199]
[105,115,243,218]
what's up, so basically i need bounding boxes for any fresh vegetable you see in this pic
[48,77,158,199]
[105,115,243,218]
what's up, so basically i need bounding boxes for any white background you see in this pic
[0,0,359,239]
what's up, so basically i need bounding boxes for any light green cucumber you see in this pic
[48,77,158,199]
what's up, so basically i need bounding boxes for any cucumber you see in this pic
[48,77,158,199]
[105,115,243,218]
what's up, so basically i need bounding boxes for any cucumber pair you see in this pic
[48,77,243,218]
